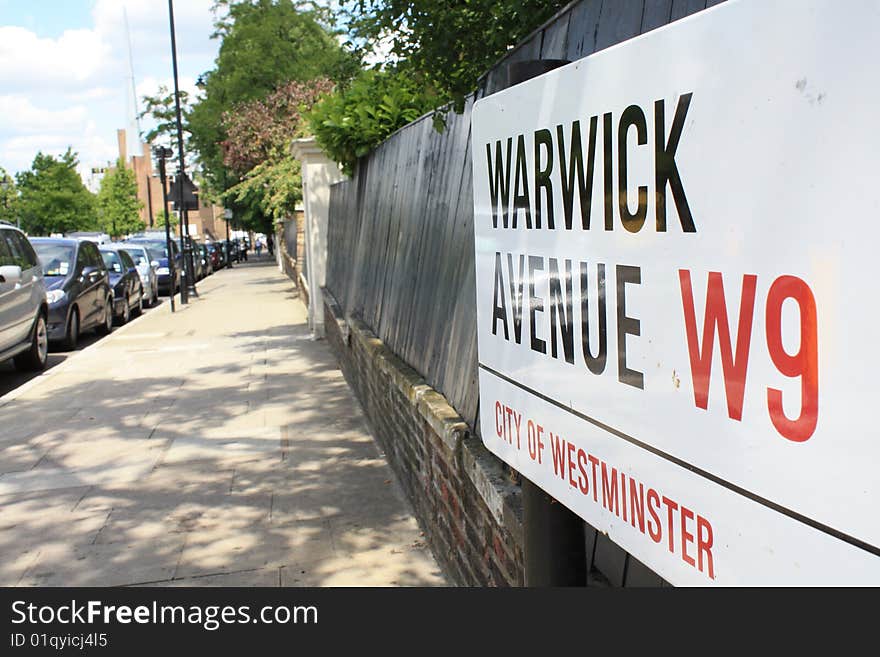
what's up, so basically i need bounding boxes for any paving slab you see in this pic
[0,257,445,587]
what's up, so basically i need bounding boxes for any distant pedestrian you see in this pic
[267,234,274,257]
[256,240,263,257]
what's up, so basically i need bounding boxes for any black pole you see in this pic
[225,210,233,269]
[167,0,196,301]
[155,151,175,313]
[504,58,587,587]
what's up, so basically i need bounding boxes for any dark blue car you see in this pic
[124,237,181,296]
[30,238,113,349]
[99,245,143,325]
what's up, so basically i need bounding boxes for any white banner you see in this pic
[471,0,880,585]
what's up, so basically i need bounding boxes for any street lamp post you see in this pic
[167,0,196,301]
[153,146,176,312]
[224,208,233,269]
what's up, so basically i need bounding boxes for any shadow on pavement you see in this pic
[0,273,444,587]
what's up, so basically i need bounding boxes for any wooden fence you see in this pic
[325,0,725,586]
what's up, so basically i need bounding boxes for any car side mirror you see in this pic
[0,265,22,284]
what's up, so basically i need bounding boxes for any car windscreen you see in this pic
[33,242,76,277]
[132,242,171,261]
[100,250,124,274]
[123,247,150,267]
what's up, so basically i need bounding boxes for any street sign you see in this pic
[471,0,880,585]
[169,173,199,211]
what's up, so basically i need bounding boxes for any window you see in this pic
[100,250,123,274]
[119,250,135,271]
[127,248,149,267]
[3,231,31,269]
[11,233,39,268]
[82,242,103,269]
[0,232,14,267]
[32,242,76,277]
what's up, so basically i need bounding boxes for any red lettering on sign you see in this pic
[679,270,757,421]
[765,275,819,442]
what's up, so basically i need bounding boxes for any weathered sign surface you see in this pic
[471,0,880,584]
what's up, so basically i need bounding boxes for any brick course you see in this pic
[323,287,524,586]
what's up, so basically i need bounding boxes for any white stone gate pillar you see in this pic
[290,137,346,338]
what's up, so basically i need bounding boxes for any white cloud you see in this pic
[0,1,220,179]
[0,95,88,135]
[0,25,114,91]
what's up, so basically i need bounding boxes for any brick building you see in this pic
[114,128,230,240]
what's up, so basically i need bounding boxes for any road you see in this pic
[0,256,444,587]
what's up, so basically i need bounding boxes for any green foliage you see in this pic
[139,85,195,170]
[340,0,570,112]
[306,68,436,174]
[188,0,359,197]
[0,168,17,225]
[156,209,179,230]
[218,78,331,227]
[15,149,98,236]
[96,160,145,238]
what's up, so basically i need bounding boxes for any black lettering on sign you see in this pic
[514,134,532,229]
[618,105,648,233]
[492,252,509,339]
[655,93,695,232]
[484,93,697,234]
[528,255,546,354]
[603,112,614,231]
[507,253,525,344]
[534,129,555,229]
[486,138,512,228]
[580,262,607,375]
[556,118,598,230]
[548,258,574,364]
[616,264,644,389]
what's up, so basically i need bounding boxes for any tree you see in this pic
[0,167,17,225]
[339,0,570,112]
[15,149,97,236]
[96,160,145,238]
[188,0,359,197]
[306,67,436,174]
[221,78,333,230]
[139,85,195,172]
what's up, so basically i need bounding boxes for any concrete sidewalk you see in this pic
[0,256,445,586]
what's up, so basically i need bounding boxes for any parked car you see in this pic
[118,242,159,307]
[66,231,112,245]
[125,237,181,296]
[197,242,213,276]
[30,237,113,349]
[187,237,205,281]
[206,242,222,271]
[0,222,49,371]
[99,245,143,325]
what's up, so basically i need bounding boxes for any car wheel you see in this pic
[96,296,113,335]
[14,314,49,372]
[133,289,143,317]
[118,299,130,326]
[62,307,79,351]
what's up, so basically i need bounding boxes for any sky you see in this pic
[0,0,222,189]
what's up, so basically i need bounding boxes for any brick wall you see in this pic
[323,288,524,586]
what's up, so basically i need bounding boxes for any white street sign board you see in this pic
[471,0,880,585]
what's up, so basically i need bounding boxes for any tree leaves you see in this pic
[96,159,145,238]
[15,149,98,236]
[306,68,436,174]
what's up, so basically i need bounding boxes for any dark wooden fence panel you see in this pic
[325,0,726,587]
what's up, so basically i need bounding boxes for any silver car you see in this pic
[0,222,48,371]
[119,243,159,307]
